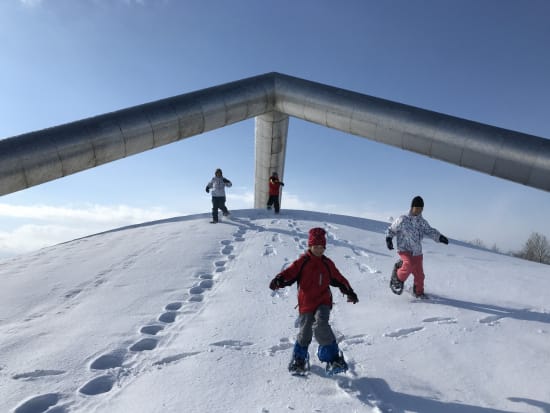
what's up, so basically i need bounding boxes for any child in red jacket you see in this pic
[269,227,358,374]
[267,172,284,214]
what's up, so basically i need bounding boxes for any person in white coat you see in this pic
[205,168,232,223]
[385,196,448,298]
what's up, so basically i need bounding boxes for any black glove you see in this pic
[269,276,284,290]
[386,237,394,250]
[347,290,359,304]
[205,186,210,193]
[222,178,231,184]
[439,235,449,245]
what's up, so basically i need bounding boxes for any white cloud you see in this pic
[0,203,183,258]
[0,203,180,224]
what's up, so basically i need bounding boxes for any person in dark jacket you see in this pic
[269,227,358,374]
[267,172,284,214]
[385,196,449,298]
[205,168,232,223]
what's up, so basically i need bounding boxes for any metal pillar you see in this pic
[254,111,289,208]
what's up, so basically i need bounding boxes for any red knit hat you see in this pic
[308,227,326,247]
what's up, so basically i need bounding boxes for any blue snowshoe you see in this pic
[288,343,310,375]
[288,353,310,375]
[325,351,348,376]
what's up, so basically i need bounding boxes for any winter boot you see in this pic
[390,260,404,295]
[413,285,428,299]
[288,343,309,374]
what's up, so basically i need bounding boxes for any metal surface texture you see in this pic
[0,73,275,196]
[1,72,549,200]
[273,74,550,192]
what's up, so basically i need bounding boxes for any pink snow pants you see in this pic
[397,252,425,294]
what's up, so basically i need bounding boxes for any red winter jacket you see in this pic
[269,177,283,196]
[276,251,354,313]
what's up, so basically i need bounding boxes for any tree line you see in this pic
[471,232,550,265]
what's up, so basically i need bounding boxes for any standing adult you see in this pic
[267,172,284,214]
[205,168,232,223]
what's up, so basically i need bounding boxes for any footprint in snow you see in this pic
[90,349,126,370]
[188,285,204,302]
[267,338,293,355]
[210,340,254,350]
[479,315,504,325]
[12,370,65,381]
[341,334,371,346]
[130,338,158,352]
[153,352,201,367]
[384,326,424,339]
[79,375,115,395]
[233,228,246,241]
[13,393,62,413]
[221,245,234,255]
[165,302,182,311]
[199,279,214,289]
[189,286,204,295]
[64,288,82,299]
[423,317,457,324]
[141,325,164,335]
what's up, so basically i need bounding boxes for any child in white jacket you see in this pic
[385,196,448,298]
[205,168,232,223]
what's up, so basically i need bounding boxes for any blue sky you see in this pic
[1,0,549,257]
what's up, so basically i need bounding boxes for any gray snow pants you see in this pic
[296,305,336,347]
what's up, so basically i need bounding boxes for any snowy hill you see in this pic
[1,209,548,413]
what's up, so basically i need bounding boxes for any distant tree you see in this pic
[469,238,486,248]
[519,232,550,264]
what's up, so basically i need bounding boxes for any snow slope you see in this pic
[1,209,548,413]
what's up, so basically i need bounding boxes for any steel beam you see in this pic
[0,72,548,199]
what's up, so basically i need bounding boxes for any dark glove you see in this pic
[280,182,284,186]
[205,186,210,193]
[347,290,359,304]
[386,237,394,250]
[439,235,449,245]
[269,276,284,290]
[222,178,231,184]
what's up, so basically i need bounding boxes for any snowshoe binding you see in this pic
[390,260,404,295]
[325,351,348,376]
[288,354,310,376]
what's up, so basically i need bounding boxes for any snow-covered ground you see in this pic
[1,209,548,413]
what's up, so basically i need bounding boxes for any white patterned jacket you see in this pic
[386,212,441,256]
